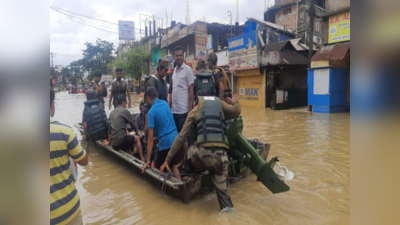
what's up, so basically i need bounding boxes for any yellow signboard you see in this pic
[329,11,350,44]
[134,80,140,87]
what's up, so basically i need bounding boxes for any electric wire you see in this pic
[50,5,144,33]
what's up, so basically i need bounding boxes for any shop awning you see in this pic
[262,40,310,65]
[311,42,350,61]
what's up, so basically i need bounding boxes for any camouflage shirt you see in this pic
[212,68,223,96]
[165,99,242,164]
[88,81,107,104]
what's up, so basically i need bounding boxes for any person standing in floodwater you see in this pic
[87,70,107,109]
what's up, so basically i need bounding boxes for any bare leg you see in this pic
[135,135,145,162]
[172,165,181,181]
[178,141,189,168]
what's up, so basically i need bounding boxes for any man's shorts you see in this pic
[112,135,136,152]
[173,113,188,133]
[154,148,180,168]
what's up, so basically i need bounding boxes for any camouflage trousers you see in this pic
[186,146,234,210]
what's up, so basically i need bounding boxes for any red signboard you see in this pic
[196,24,207,45]
[52,79,55,85]
[195,23,208,59]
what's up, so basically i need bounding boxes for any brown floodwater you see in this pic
[53,91,350,225]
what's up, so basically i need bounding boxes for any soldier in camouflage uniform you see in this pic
[87,70,107,109]
[160,90,241,211]
[207,52,233,105]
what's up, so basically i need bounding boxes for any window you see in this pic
[316,0,325,9]
[283,7,292,15]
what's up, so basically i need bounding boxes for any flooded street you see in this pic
[53,91,350,224]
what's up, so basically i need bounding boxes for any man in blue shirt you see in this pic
[141,86,181,180]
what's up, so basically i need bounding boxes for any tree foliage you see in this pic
[81,38,115,74]
[66,38,115,84]
[109,46,150,79]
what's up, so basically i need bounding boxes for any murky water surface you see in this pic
[53,91,350,224]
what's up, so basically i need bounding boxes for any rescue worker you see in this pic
[88,70,107,109]
[193,59,215,97]
[109,67,131,109]
[160,90,242,211]
[82,89,109,142]
[207,52,233,104]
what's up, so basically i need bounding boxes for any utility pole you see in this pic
[227,11,232,38]
[265,0,267,12]
[308,0,315,67]
[186,0,190,25]
[50,52,55,79]
[236,0,239,23]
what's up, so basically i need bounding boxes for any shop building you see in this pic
[308,1,350,113]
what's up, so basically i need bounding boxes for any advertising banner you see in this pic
[173,23,181,34]
[329,11,350,43]
[228,30,258,72]
[185,54,198,73]
[195,23,208,59]
[179,27,187,39]
[238,76,262,103]
[118,21,135,40]
[168,29,174,38]
[206,34,213,49]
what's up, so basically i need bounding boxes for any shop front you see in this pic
[235,69,266,108]
[308,11,350,113]
[228,30,264,107]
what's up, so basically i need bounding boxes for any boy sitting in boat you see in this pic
[107,95,145,161]
[141,86,181,179]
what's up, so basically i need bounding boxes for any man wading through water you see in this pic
[109,67,131,109]
[160,90,242,211]
[87,70,107,109]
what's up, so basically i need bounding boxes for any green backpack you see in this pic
[194,71,215,96]
[84,100,110,141]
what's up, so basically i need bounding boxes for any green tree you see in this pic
[69,59,85,80]
[81,38,115,74]
[110,46,150,79]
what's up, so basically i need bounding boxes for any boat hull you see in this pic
[75,123,270,203]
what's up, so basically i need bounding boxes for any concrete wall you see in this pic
[325,0,350,14]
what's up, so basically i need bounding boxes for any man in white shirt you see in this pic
[168,46,194,164]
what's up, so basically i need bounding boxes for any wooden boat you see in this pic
[75,116,273,203]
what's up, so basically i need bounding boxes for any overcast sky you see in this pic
[50,0,272,67]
